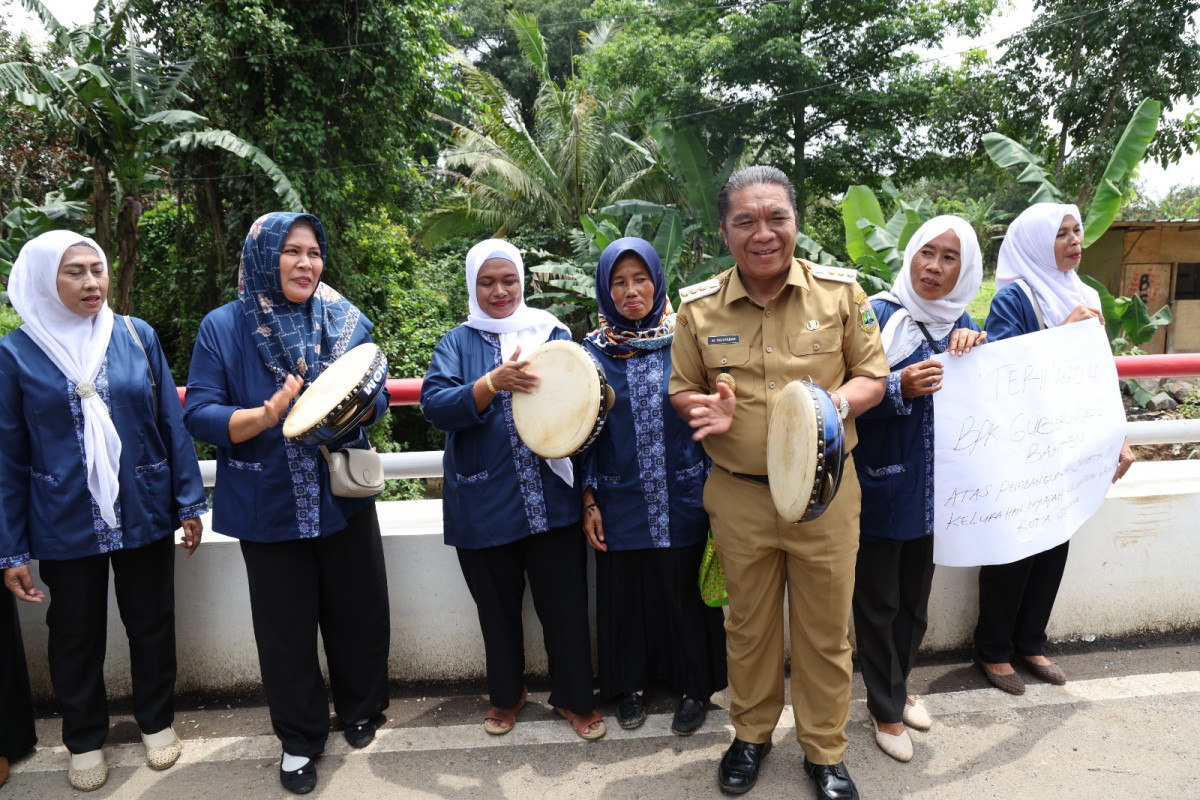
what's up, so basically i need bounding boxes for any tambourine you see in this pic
[766,380,846,522]
[511,340,615,459]
[282,343,387,447]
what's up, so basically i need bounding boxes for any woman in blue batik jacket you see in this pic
[852,216,986,763]
[421,239,604,742]
[0,231,205,792]
[580,238,726,735]
[185,212,390,795]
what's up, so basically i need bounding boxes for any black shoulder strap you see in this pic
[914,321,944,354]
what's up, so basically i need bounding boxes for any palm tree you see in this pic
[422,13,668,247]
[0,0,301,313]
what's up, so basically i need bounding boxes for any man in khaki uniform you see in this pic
[669,166,888,800]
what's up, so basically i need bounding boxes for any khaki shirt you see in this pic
[669,258,888,475]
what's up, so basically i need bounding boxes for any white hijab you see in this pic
[461,239,573,487]
[874,215,983,367]
[995,203,1101,327]
[463,239,568,361]
[8,231,122,528]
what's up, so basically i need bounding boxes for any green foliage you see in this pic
[1081,274,1173,356]
[998,0,1200,201]
[0,193,90,274]
[986,98,1163,249]
[132,198,219,380]
[840,180,933,292]
[425,14,663,247]
[981,133,1066,204]
[0,23,80,224]
[967,279,996,329]
[0,302,21,336]
[581,0,1000,227]
[449,0,595,127]
[1084,99,1162,246]
[134,0,458,272]
[337,214,465,454]
[1,0,302,313]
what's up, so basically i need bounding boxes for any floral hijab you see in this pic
[585,237,675,358]
[238,212,362,381]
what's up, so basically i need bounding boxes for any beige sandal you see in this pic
[483,687,528,735]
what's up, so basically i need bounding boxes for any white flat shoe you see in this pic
[902,697,932,731]
[68,749,108,791]
[142,726,183,770]
[869,713,913,762]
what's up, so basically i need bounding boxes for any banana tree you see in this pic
[840,179,933,293]
[0,193,90,274]
[0,0,301,313]
[983,98,1163,247]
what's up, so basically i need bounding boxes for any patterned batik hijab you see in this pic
[238,212,361,381]
[585,237,675,359]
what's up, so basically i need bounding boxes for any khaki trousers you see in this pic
[705,459,860,764]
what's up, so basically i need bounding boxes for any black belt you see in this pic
[730,471,769,486]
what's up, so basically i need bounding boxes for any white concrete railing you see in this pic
[16,456,1200,701]
[190,418,1200,487]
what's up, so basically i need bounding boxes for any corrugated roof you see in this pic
[1111,219,1200,225]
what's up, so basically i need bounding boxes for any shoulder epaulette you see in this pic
[679,278,721,304]
[810,264,860,285]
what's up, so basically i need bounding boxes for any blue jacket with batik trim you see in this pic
[0,318,206,565]
[184,301,387,543]
[854,298,981,544]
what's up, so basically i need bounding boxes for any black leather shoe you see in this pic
[616,692,646,730]
[671,697,706,735]
[803,759,859,800]
[280,759,318,795]
[717,738,772,794]
[343,718,377,748]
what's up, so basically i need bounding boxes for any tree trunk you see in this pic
[1054,0,1087,183]
[92,159,113,260]
[793,105,808,232]
[197,160,228,307]
[112,195,143,315]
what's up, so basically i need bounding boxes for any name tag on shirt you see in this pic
[707,334,741,345]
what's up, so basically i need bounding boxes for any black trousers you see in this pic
[456,524,595,714]
[240,504,391,757]
[38,535,176,753]
[852,535,936,723]
[595,542,727,702]
[1,593,37,759]
[975,540,1070,663]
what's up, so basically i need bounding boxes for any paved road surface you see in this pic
[7,632,1198,799]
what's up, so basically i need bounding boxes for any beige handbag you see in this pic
[321,445,384,498]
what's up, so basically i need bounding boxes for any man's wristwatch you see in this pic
[831,391,850,420]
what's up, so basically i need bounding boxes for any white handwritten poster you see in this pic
[931,321,1126,567]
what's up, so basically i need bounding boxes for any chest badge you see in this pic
[806,320,820,331]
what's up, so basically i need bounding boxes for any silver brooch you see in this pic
[75,381,97,399]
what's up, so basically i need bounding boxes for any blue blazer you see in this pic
[0,319,206,565]
[184,301,388,543]
[854,299,981,543]
[985,283,1042,341]
[581,341,709,551]
[421,325,581,549]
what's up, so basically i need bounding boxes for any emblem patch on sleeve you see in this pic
[859,302,878,332]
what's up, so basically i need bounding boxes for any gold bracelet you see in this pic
[484,372,499,394]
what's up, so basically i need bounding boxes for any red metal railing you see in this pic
[173,355,1200,408]
[1112,355,1200,380]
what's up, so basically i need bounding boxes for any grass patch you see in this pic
[968,279,996,329]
